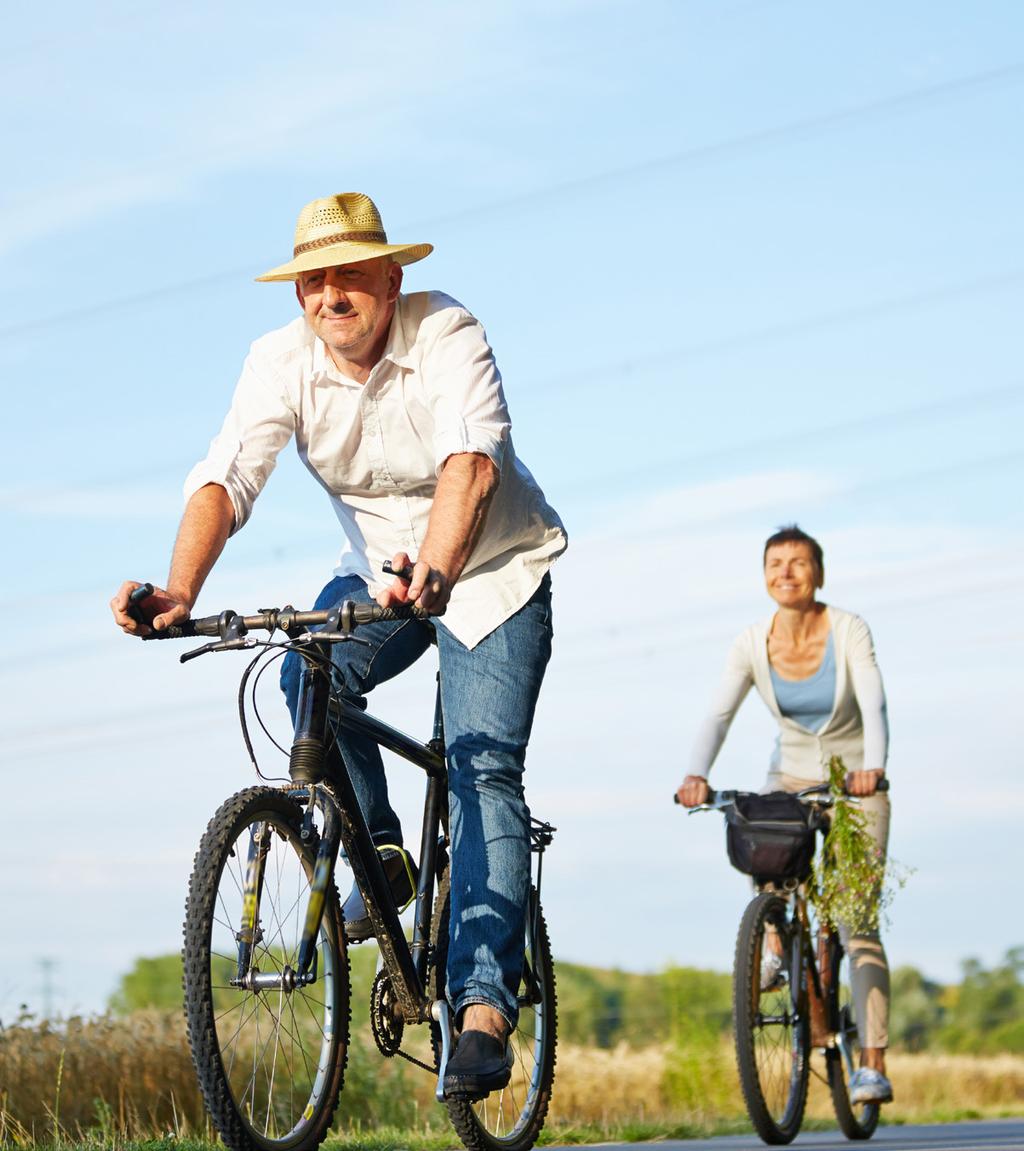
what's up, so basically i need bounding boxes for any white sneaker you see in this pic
[760,950,785,991]
[849,1067,893,1104]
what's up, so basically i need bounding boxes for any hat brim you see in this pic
[255,241,433,283]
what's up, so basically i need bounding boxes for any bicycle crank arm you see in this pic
[431,999,454,1101]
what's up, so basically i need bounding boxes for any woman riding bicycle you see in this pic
[675,525,894,1106]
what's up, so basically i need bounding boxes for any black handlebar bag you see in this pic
[724,791,818,882]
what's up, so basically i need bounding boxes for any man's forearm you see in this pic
[421,453,499,584]
[167,483,236,609]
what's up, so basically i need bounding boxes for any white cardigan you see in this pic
[689,605,889,782]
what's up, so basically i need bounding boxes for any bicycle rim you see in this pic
[733,892,809,1144]
[432,873,557,1151]
[826,938,880,1140]
[184,788,350,1151]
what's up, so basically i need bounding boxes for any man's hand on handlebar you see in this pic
[376,552,451,615]
[676,775,710,808]
[111,580,191,638]
[845,768,886,797]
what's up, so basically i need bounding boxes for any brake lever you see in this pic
[180,638,255,663]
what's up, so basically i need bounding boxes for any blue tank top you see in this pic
[769,631,836,733]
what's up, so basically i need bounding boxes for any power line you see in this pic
[7,555,1023,758]
[599,447,1024,548]
[534,268,1024,400]
[3,59,1022,341]
[414,60,1024,231]
[10,310,1024,500]
[558,381,1024,498]
[2,384,1018,618]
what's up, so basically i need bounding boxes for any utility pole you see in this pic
[38,957,58,1020]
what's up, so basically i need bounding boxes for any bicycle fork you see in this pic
[231,789,340,993]
[233,821,271,983]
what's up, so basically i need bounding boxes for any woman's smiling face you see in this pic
[764,540,822,609]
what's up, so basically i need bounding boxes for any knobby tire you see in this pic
[733,891,809,1144]
[183,787,351,1151]
[430,863,557,1151]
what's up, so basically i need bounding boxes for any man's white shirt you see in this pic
[185,291,566,648]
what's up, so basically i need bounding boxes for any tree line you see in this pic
[108,946,1024,1054]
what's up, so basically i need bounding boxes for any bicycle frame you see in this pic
[239,634,449,1029]
[155,592,560,1146]
[755,873,844,1063]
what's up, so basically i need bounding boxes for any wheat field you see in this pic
[1,1012,1022,1147]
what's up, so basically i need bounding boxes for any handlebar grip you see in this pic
[141,620,199,640]
[876,777,890,793]
[352,602,433,624]
[672,784,717,806]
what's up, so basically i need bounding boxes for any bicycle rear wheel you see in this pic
[430,864,557,1151]
[183,787,350,1151]
[733,892,809,1144]
[825,935,880,1139]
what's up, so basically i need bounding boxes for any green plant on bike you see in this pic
[810,755,891,935]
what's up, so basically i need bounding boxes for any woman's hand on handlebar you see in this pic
[376,552,451,615]
[676,775,710,808]
[845,768,886,797]
[111,580,191,637]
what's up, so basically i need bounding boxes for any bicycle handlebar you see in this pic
[142,600,434,643]
[675,775,889,812]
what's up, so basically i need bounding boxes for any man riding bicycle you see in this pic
[111,192,567,1099]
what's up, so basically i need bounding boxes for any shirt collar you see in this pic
[310,294,414,383]
[382,294,415,369]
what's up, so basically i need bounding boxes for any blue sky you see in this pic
[1,0,1022,1018]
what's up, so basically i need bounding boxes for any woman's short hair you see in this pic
[763,525,824,580]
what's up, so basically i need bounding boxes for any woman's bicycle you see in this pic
[682,780,889,1145]
[130,584,557,1151]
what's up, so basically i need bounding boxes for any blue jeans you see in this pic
[280,574,553,1027]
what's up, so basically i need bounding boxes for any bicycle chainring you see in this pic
[370,969,404,1057]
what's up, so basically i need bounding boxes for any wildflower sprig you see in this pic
[809,755,895,934]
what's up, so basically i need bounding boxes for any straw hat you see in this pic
[255,192,432,282]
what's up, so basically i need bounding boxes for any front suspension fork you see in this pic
[233,786,341,988]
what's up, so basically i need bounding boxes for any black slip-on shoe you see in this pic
[443,1030,513,1100]
[342,847,417,943]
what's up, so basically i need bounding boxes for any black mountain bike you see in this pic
[131,583,557,1151]
[683,781,888,1145]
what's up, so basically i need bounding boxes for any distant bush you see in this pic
[935,949,1024,1054]
[107,955,184,1016]
[556,962,731,1049]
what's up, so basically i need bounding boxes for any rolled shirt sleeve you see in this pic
[418,306,510,475]
[183,350,297,534]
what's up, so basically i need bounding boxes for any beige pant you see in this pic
[764,771,891,1050]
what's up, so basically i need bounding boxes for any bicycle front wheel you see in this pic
[733,892,809,1144]
[825,935,880,1140]
[431,865,557,1151]
[183,787,350,1151]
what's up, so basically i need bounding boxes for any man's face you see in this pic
[295,256,402,370]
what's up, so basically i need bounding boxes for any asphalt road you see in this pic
[552,1119,1024,1151]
